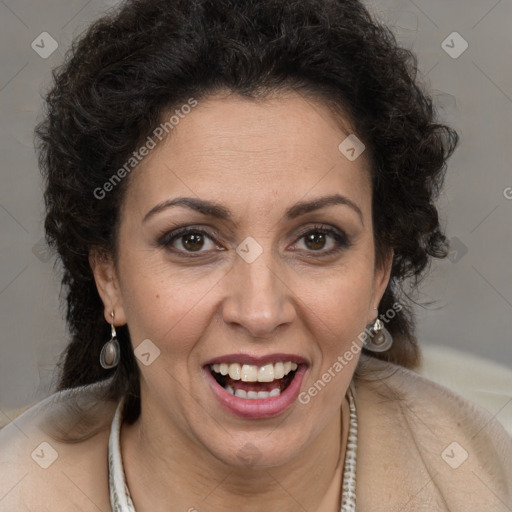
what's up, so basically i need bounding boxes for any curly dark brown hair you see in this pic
[36,0,458,424]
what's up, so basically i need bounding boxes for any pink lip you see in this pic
[203,363,308,419]
[203,352,308,367]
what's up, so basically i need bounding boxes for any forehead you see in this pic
[122,92,372,222]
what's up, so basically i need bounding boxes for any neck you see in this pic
[120,392,350,512]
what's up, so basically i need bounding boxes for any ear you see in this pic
[89,248,127,326]
[368,247,394,322]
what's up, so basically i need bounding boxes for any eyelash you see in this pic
[157,224,352,258]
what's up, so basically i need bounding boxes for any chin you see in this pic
[202,430,310,470]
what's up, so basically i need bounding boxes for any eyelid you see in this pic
[157,223,352,256]
[292,224,352,253]
[156,226,220,251]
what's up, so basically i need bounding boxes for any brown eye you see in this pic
[304,232,328,251]
[181,233,206,251]
[158,224,351,259]
[295,225,352,255]
[158,228,218,254]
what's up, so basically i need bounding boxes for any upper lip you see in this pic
[204,353,308,367]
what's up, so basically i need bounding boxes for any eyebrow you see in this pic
[143,193,363,225]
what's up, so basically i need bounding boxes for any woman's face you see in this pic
[93,91,391,468]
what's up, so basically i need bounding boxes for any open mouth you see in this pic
[208,362,301,399]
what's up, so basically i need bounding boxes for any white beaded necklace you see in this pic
[341,384,358,511]
[108,386,358,511]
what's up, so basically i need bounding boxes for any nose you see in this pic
[220,248,296,339]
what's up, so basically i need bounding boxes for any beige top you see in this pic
[1,354,511,511]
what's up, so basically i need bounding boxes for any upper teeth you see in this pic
[211,361,298,382]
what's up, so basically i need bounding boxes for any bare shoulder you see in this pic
[0,381,118,511]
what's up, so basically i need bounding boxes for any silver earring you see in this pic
[363,309,393,352]
[100,311,120,369]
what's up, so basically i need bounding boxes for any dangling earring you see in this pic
[100,311,121,369]
[363,309,393,352]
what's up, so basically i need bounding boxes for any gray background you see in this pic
[0,0,511,411]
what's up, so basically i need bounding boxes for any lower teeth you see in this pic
[225,385,281,399]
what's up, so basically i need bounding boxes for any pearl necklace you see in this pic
[109,386,358,511]
[341,384,358,511]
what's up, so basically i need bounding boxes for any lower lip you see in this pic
[203,365,307,419]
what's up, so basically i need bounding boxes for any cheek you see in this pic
[297,254,376,349]
[117,256,221,353]
[295,262,374,335]
[315,278,373,342]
